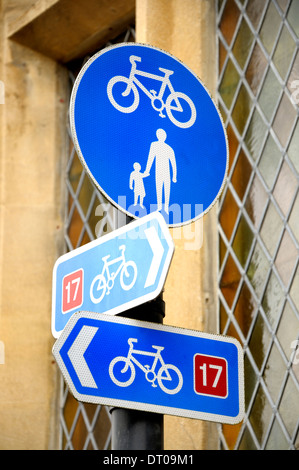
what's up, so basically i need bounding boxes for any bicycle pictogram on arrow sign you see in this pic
[90,245,138,304]
[109,337,183,394]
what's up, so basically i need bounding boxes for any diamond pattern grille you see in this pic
[59,27,135,450]
[217,0,299,449]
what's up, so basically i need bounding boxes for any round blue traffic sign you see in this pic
[70,43,228,227]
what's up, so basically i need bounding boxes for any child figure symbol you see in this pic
[129,162,146,208]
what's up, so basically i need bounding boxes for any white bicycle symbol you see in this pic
[107,55,196,129]
[109,337,183,395]
[90,245,137,304]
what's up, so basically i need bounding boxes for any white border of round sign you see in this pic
[69,42,229,228]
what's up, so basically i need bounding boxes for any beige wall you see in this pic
[0,0,218,449]
[0,1,68,449]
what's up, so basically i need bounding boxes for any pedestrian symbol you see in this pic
[129,162,146,207]
[144,129,177,214]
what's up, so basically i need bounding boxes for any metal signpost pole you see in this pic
[111,291,165,450]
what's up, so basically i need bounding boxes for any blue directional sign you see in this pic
[70,42,228,227]
[52,212,174,338]
[53,311,245,424]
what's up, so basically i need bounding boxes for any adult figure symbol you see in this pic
[144,129,177,214]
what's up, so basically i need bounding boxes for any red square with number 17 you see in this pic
[194,353,228,398]
[62,269,84,314]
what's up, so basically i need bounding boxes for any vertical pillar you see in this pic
[135,0,218,450]
[0,25,69,449]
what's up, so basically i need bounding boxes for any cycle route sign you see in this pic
[70,42,228,227]
[52,212,174,338]
[53,311,245,424]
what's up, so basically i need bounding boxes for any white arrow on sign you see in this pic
[144,226,164,288]
[67,325,99,388]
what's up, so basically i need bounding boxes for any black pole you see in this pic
[111,408,164,450]
[110,294,165,450]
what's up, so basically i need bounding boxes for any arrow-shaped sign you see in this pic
[53,311,245,424]
[52,212,174,338]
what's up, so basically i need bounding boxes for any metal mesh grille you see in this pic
[217,0,299,449]
[59,26,135,450]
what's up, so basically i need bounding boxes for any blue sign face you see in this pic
[70,43,228,227]
[53,312,244,424]
[52,212,174,338]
